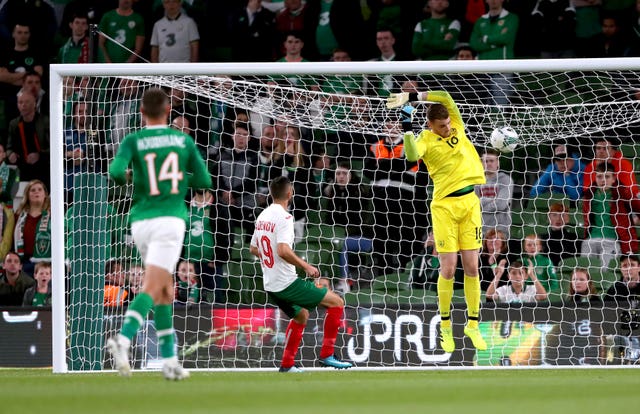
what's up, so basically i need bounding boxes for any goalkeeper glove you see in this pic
[386,92,419,109]
[400,105,416,132]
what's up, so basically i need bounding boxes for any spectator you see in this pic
[364,122,425,274]
[412,0,461,60]
[22,72,48,116]
[324,161,374,292]
[127,263,145,300]
[270,31,318,91]
[604,254,640,307]
[183,189,223,303]
[150,0,199,63]
[170,115,191,136]
[272,125,312,241]
[469,0,519,60]
[522,233,559,292]
[0,196,14,263]
[309,149,332,213]
[486,260,548,303]
[586,14,629,58]
[175,259,200,304]
[479,228,509,292]
[255,124,281,210]
[168,87,212,153]
[228,0,277,62]
[303,0,370,60]
[275,0,307,47]
[64,101,90,203]
[469,0,518,104]
[0,251,34,306]
[7,89,50,186]
[583,138,639,199]
[529,143,585,204]
[629,0,640,56]
[22,261,52,307]
[106,78,141,155]
[531,0,577,58]
[366,29,402,97]
[582,162,640,268]
[476,148,513,238]
[13,180,51,276]
[98,0,146,63]
[0,143,16,204]
[574,0,603,57]
[540,203,581,267]
[0,0,56,50]
[57,12,91,63]
[216,122,258,237]
[103,259,128,308]
[564,267,603,306]
[0,23,45,122]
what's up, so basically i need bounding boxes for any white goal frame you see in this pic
[50,58,640,373]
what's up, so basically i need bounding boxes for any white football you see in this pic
[490,126,519,153]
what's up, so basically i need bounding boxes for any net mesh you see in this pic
[58,66,640,370]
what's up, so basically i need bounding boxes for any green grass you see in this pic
[1,368,639,413]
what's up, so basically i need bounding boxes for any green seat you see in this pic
[529,193,571,213]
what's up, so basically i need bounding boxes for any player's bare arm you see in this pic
[277,243,320,278]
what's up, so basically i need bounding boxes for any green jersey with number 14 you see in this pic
[109,125,211,223]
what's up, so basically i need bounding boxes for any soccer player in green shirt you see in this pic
[107,88,211,380]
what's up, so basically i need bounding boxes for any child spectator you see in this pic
[175,260,200,304]
[479,228,509,292]
[564,267,603,306]
[486,260,548,304]
[522,233,559,292]
[582,163,640,269]
[22,261,51,307]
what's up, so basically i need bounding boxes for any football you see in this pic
[489,126,519,153]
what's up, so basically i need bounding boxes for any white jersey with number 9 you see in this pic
[250,203,297,293]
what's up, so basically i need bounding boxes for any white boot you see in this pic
[162,357,190,381]
[107,336,131,377]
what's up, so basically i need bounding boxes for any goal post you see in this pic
[51,59,640,373]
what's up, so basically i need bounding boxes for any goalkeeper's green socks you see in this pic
[120,292,154,341]
[437,276,454,328]
[153,304,176,359]
[464,275,481,329]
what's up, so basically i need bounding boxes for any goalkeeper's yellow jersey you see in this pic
[404,91,485,201]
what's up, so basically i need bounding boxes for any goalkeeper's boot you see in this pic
[107,336,131,377]
[279,365,305,373]
[464,326,488,351]
[162,358,190,381]
[319,355,353,369]
[440,327,455,353]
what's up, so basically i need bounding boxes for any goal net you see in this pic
[51,60,640,372]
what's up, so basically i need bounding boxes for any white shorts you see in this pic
[131,217,186,273]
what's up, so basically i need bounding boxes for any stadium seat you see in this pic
[372,271,410,292]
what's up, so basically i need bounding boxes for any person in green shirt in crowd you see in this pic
[22,262,52,307]
[522,233,559,292]
[412,0,461,60]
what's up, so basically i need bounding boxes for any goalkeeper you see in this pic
[387,90,487,352]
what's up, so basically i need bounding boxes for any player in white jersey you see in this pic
[250,176,352,372]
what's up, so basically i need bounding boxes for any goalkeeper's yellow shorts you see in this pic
[430,191,482,253]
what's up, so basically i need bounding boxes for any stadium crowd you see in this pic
[1,0,640,310]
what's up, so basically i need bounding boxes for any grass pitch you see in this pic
[2,368,638,414]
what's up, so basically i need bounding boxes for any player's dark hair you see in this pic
[270,176,291,201]
[595,162,615,174]
[142,88,168,119]
[427,103,449,121]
